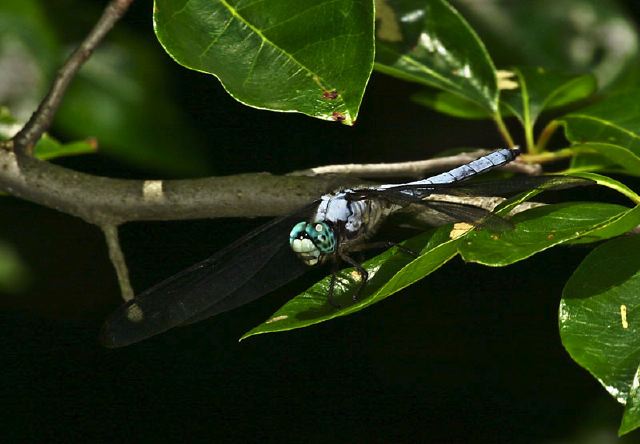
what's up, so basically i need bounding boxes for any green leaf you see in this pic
[242,227,460,339]
[153,0,374,125]
[570,172,640,204]
[412,67,597,124]
[560,235,640,435]
[0,113,96,161]
[560,90,640,157]
[451,0,639,90]
[375,0,498,114]
[501,67,597,128]
[459,202,629,266]
[33,134,97,160]
[567,143,640,177]
[411,89,492,119]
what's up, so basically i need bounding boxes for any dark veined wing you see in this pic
[350,175,593,231]
[351,189,513,232]
[101,203,318,348]
[379,175,593,198]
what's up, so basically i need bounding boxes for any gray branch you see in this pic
[0,148,354,225]
[293,149,542,178]
[0,147,541,227]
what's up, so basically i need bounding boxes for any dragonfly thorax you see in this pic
[289,221,337,266]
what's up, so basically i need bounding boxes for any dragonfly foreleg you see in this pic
[338,251,369,301]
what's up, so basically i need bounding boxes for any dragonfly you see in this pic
[101,148,588,347]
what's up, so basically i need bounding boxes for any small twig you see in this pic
[102,224,134,301]
[292,149,542,178]
[12,0,135,156]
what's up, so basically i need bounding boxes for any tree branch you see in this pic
[0,148,353,225]
[12,0,135,156]
[0,146,542,227]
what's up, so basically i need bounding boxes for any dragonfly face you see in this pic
[289,221,337,266]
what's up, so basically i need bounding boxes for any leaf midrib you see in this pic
[217,0,339,98]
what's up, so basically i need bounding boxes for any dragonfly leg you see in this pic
[349,241,419,258]
[327,264,341,308]
[339,252,368,301]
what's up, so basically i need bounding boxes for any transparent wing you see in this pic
[101,203,318,348]
[377,175,593,198]
[351,189,513,232]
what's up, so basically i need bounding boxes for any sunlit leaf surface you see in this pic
[154,0,374,125]
[459,202,629,266]
[375,0,498,114]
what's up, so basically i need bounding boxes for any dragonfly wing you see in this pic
[393,175,593,198]
[101,203,317,347]
[180,239,308,326]
[351,189,512,231]
[421,200,513,232]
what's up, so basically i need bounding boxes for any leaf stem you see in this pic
[493,113,516,149]
[522,147,574,164]
[535,120,560,153]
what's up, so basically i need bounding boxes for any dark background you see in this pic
[2,1,639,442]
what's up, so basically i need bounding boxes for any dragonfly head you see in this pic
[289,221,336,266]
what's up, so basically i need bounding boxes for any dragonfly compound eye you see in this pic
[289,221,336,266]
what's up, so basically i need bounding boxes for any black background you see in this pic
[1,1,639,442]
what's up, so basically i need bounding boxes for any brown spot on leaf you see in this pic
[332,111,346,122]
[323,90,339,100]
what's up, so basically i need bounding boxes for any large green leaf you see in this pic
[459,202,629,266]
[154,0,374,125]
[560,235,640,436]
[560,90,640,156]
[375,0,498,114]
[242,227,459,339]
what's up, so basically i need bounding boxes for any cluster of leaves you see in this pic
[3,0,640,435]
[150,0,640,435]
